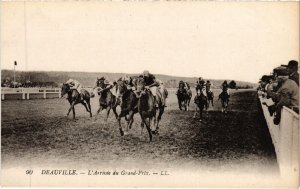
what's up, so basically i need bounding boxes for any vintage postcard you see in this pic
[1,1,299,187]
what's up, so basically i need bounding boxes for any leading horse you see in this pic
[61,83,92,119]
[135,77,165,141]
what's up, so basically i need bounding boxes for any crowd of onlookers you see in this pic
[258,60,299,125]
[1,79,58,88]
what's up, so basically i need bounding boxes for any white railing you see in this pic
[1,87,61,100]
[259,94,299,184]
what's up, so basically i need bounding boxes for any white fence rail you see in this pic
[1,87,61,100]
[259,95,299,184]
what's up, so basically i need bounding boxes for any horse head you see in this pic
[116,79,128,103]
[134,77,146,98]
[61,83,70,97]
[96,78,106,89]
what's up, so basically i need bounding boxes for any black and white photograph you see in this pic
[1,1,299,187]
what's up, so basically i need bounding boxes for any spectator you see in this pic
[286,60,299,86]
[267,68,299,124]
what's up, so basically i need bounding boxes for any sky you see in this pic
[1,1,299,83]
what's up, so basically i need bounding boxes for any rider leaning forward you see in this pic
[65,79,84,100]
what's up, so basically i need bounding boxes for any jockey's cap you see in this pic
[143,70,150,77]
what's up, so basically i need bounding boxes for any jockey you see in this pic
[66,79,83,100]
[66,79,82,93]
[206,80,212,92]
[121,75,132,90]
[93,77,114,95]
[196,77,206,96]
[221,80,230,96]
[142,70,161,108]
[185,82,190,90]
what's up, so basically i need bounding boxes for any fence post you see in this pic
[43,90,46,99]
[22,92,25,100]
[27,93,30,99]
[1,94,4,100]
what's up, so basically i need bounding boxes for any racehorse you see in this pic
[61,83,92,119]
[219,90,230,113]
[135,77,165,142]
[116,77,138,136]
[176,82,192,111]
[94,78,118,123]
[206,90,214,107]
[193,88,208,121]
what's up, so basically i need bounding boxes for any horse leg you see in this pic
[86,99,92,117]
[199,106,203,122]
[72,107,76,119]
[112,106,118,119]
[94,106,103,121]
[143,117,152,142]
[105,106,111,123]
[127,111,134,130]
[67,101,76,117]
[178,100,182,110]
[117,111,127,136]
[193,106,198,119]
[187,99,190,111]
[155,107,164,134]
[140,121,145,135]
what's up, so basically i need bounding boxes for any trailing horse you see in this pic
[176,82,192,111]
[219,90,230,113]
[94,78,118,123]
[61,83,92,119]
[193,88,208,121]
[207,90,214,107]
[135,77,165,142]
[116,77,138,136]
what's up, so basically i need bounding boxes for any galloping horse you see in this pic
[61,83,92,119]
[176,82,192,111]
[116,77,138,136]
[206,90,214,107]
[135,77,165,142]
[193,88,208,121]
[219,90,230,113]
[94,78,118,123]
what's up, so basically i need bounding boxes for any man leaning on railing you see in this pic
[266,66,299,125]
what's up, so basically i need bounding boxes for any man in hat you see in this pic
[267,68,299,124]
[286,60,299,86]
